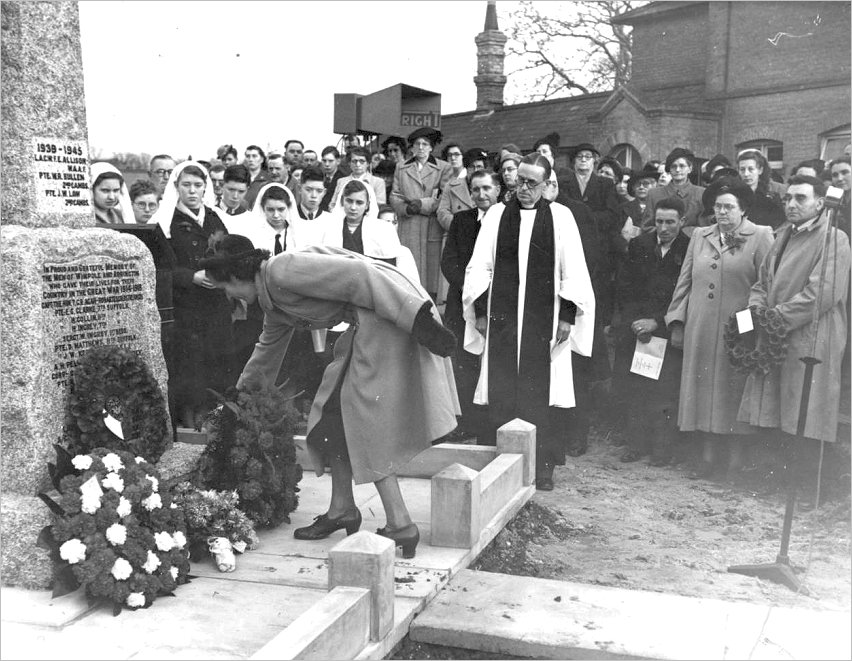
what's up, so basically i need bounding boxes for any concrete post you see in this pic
[328,531,395,642]
[496,418,536,486]
[430,463,481,548]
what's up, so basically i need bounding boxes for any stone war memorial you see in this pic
[1,1,169,589]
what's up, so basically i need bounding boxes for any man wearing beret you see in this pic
[641,147,706,236]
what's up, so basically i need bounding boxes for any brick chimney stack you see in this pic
[474,0,507,111]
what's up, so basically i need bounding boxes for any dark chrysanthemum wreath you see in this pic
[193,382,302,528]
[64,345,170,463]
[724,305,789,375]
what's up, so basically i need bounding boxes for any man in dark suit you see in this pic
[441,170,500,440]
[319,146,345,212]
[613,196,690,465]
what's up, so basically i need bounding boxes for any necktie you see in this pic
[308,212,314,220]
[274,234,283,255]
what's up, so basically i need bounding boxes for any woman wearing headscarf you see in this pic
[665,177,774,478]
[90,162,134,225]
[151,160,233,429]
[198,236,459,558]
[390,127,452,298]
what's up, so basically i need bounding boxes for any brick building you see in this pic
[441,1,851,174]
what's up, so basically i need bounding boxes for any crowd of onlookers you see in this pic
[89,130,851,491]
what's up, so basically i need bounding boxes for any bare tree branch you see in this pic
[501,0,648,101]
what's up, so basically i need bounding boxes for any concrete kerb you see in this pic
[256,421,537,659]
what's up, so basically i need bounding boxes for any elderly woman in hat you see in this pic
[198,235,459,558]
[642,147,706,235]
[665,177,774,479]
[390,127,452,298]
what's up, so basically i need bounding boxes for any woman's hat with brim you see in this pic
[533,132,561,152]
[627,163,662,195]
[709,166,739,183]
[568,142,601,162]
[407,127,442,147]
[702,175,754,212]
[198,234,259,271]
[463,147,489,169]
[665,147,695,172]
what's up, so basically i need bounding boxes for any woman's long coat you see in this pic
[738,218,850,442]
[665,220,773,434]
[238,246,459,484]
[390,156,451,294]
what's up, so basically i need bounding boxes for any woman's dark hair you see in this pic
[260,185,293,208]
[245,144,267,169]
[217,144,238,160]
[177,165,207,183]
[93,171,123,189]
[736,149,771,193]
[441,143,463,160]
[203,234,270,283]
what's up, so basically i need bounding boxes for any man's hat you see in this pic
[568,142,601,162]
[407,127,442,147]
[709,166,739,183]
[627,163,662,195]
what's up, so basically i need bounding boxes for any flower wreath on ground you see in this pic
[37,447,191,614]
[723,305,789,375]
[194,381,302,529]
[63,345,170,463]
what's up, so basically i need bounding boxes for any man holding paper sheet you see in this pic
[462,153,595,490]
[614,197,690,465]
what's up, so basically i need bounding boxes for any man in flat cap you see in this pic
[642,147,705,235]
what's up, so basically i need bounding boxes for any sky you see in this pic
[79,1,521,161]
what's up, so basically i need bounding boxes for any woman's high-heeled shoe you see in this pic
[294,508,362,540]
[376,523,419,559]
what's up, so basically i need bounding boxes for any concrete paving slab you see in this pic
[0,585,95,627]
[2,578,326,660]
[410,569,852,660]
[354,596,423,661]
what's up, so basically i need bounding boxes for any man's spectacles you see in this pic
[133,202,158,211]
[574,153,595,161]
[153,169,173,178]
[350,158,368,165]
[517,176,544,189]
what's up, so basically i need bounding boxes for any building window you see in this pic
[820,124,851,163]
[608,143,641,170]
[737,139,783,173]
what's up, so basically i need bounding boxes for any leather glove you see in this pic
[411,302,456,357]
[405,199,422,215]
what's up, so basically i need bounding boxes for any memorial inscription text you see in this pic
[42,262,144,387]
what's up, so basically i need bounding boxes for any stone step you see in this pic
[410,569,851,660]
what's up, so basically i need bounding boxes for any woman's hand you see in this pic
[475,316,488,336]
[555,320,572,343]
[669,322,684,350]
[193,269,217,289]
